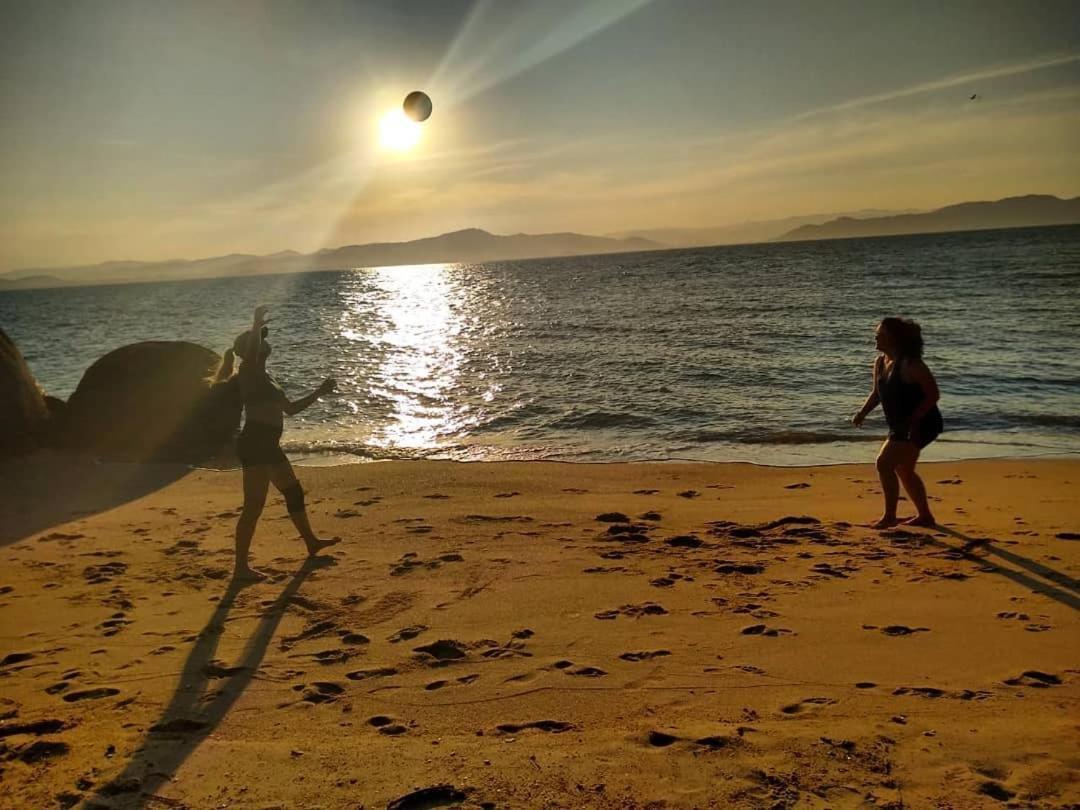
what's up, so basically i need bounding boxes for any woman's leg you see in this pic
[873,439,902,528]
[895,444,935,526]
[270,459,340,556]
[234,465,271,580]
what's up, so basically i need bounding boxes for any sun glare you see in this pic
[379,109,421,152]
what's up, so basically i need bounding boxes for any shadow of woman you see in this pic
[89,556,334,807]
[929,526,1079,611]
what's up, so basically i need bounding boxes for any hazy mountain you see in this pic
[614,209,922,247]
[778,195,1080,242]
[0,229,662,290]
[0,274,66,290]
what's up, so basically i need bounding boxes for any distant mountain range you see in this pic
[613,209,921,247]
[777,194,1080,242]
[2,194,1077,291]
[0,229,660,290]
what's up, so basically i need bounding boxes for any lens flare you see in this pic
[378,109,421,152]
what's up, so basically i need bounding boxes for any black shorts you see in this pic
[888,407,943,450]
[237,422,288,467]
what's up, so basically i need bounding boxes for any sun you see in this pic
[379,108,421,152]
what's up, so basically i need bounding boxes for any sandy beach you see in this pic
[1,455,1078,809]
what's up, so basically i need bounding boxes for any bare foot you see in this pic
[870,516,899,529]
[233,567,269,584]
[306,536,341,557]
[901,515,936,527]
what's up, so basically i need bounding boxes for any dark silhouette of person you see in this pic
[852,316,943,528]
[212,305,339,580]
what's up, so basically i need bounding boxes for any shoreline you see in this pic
[2,455,1077,807]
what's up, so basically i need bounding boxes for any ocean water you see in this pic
[3,225,1079,466]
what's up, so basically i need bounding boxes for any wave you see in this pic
[679,429,880,445]
[545,410,659,430]
[943,412,1080,431]
[281,439,443,461]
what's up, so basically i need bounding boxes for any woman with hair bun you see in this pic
[852,317,943,528]
[217,305,340,581]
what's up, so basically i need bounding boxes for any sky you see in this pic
[1,0,1078,270]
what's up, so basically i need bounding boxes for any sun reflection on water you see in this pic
[339,263,468,452]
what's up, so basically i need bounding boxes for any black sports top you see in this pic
[876,356,942,445]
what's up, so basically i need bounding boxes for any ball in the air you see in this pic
[403,91,433,122]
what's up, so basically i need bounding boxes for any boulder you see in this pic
[0,328,49,457]
[63,341,242,460]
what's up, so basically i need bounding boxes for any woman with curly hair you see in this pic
[853,317,943,528]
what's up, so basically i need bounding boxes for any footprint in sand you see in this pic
[495,720,575,734]
[780,697,837,715]
[414,639,468,662]
[149,717,210,733]
[62,688,120,703]
[665,535,703,548]
[677,490,699,499]
[604,523,651,543]
[633,489,659,495]
[389,625,429,643]
[346,667,398,681]
[740,624,793,637]
[562,488,589,494]
[368,715,409,735]
[784,482,811,489]
[202,661,245,678]
[863,624,930,636]
[0,719,71,736]
[423,494,450,500]
[1003,670,1062,688]
[0,652,34,668]
[596,512,630,523]
[715,562,765,575]
[643,730,733,751]
[647,730,679,747]
[620,650,671,662]
[892,686,992,700]
[494,491,521,498]
[387,786,467,810]
[566,666,607,677]
[300,681,345,704]
[595,602,668,620]
[83,561,127,585]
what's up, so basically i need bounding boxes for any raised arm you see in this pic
[852,357,881,427]
[283,377,336,416]
[250,305,268,357]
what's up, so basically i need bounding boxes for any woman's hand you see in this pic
[852,411,866,428]
[318,377,337,396]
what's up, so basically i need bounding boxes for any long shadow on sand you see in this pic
[928,526,1079,611]
[0,452,189,549]
[88,557,333,808]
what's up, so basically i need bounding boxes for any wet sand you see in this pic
[1,456,1078,808]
